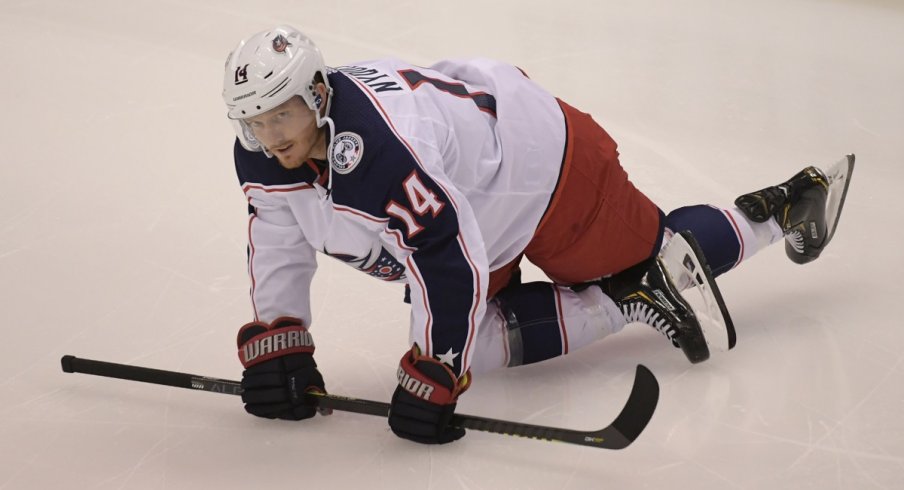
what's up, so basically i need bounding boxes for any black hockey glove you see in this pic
[236,316,329,420]
[388,345,471,444]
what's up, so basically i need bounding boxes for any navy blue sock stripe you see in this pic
[665,205,741,277]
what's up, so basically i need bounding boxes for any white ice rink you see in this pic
[2,0,903,488]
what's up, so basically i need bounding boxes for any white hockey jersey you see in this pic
[234,58,567,376]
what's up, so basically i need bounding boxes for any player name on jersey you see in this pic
[338,65,403,93]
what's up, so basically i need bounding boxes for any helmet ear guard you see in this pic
[222,25,333,153]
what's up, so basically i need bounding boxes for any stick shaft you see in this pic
[61,355,242,395]
[61,355,656,449]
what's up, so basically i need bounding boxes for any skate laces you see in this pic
[621,294,680,346]
[735,186,788,223]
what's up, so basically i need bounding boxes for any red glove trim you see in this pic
[396,346,471,405]
[238,325,315,368]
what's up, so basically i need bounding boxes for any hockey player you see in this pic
[224,26,853,445]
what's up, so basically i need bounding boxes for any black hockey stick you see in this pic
[61,355,658,449]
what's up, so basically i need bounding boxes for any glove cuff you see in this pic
[237,317,315,368]
[396,346,471,405]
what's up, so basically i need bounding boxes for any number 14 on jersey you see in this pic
[386,171,446,239]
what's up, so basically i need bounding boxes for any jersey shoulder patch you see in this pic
[325,71,421,215]
[330,131,365,175]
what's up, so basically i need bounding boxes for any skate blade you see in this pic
[823,154,855,243]
[660,231,736,352]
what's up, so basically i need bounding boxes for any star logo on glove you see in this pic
[436,348,459,367]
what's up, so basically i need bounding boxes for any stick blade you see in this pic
[592,364,660,449]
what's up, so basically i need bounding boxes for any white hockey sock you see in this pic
[723,207,784,263]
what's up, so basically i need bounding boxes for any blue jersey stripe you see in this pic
[328,70,480,375]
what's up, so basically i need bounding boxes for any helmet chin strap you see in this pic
[321,115,336,192]
[315,86,336,193]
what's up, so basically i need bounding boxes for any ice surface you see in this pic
[1,0,902,488]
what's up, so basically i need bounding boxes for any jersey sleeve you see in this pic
[401,165,489,379]
[234,141,319,327]
[244,192,318,326]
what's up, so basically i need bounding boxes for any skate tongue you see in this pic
[659,231,736,353]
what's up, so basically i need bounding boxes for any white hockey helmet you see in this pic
[222,25,332,152]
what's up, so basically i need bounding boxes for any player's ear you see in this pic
[315,82,327,107]
[312,84,329,116]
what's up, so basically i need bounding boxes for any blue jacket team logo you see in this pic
[272,34,291,53]
[331,132,364,174]
[324,246,406,282]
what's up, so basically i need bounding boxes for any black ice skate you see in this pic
[735,154,855,265]
[597,231,733,364]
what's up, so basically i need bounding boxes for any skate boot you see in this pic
[735,155,855,265]
[598,249,710,364]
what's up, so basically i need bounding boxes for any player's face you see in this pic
[244,96,323,169]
